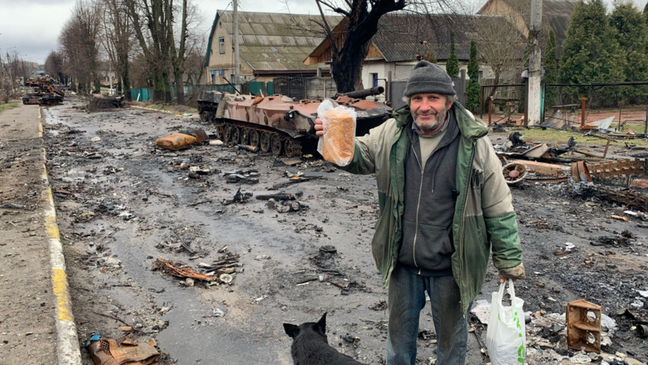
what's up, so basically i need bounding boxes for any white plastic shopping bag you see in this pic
[486,279,526,365]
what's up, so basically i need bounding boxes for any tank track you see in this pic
[198,103,304,157]
[215,120,302,158]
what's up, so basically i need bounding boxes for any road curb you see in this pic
[40,107,83,365]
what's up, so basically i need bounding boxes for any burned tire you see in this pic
[249,130,260,148]
[260,132,272,153]
[271,134,283,157]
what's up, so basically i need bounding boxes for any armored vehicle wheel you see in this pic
[214,125,223,140]
[260,132,272,152]
[284,139,292,156]
[240,128,250,145]
[223,125,232,143]
[271,134,283,156]
[230,126,240,144]
[249,130,260,148]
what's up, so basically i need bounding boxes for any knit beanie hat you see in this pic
[403,60,456,97]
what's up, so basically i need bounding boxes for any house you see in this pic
[478,0,578,58]
[305,13,524,104]
[204,10,341,85]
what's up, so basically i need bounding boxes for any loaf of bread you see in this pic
[321,108,354,166]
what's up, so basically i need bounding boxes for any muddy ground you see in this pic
[42,98,648,365]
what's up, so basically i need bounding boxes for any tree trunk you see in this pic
[119,54,131,101]
[175,70,185,105]
[153,70,165,101]
[163,70,172,103]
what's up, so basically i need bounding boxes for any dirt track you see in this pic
[43,98,648,365]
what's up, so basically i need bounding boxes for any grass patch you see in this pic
[506,127,648,148]
[0,101,19,113]
[146,103,198,115]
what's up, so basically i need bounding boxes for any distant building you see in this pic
[478,0,578,57]
[305,13,524,104]
[204,10,341,85]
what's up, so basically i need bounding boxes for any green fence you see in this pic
[131,88,151,102]
[131,83,270,102]
[246,81,273,95]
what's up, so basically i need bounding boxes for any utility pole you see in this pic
[233,0,240,93]
[527,0,543,126]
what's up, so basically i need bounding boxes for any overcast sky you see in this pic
[1,0,647,64]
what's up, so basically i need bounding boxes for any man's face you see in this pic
[410,93,452,133]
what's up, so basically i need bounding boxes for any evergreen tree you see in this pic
[643,2,648,25]
[542,30,558,110]
[610,3,648,100]
[467,40,479,80]
[466,40,480,111]
[560,0,626,105]
[446,31,460,79]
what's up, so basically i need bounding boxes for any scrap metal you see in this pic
[587,158,647,179]
[502,162,528,185]
[567,299,602,353]
[592,186,648,212]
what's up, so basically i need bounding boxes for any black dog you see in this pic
[283,313,364,365]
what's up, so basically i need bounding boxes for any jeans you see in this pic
[386,265,468,365]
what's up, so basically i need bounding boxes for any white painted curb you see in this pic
[40,107,83,365]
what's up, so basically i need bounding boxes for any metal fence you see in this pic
[544,82,648,133]
[480,83,526,124]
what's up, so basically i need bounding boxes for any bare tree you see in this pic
[472,15,526,95]
[59,0,101,93]
[315,0,406,92]
[0,52,13,103]
[124,0,200,103]
[101,0,133,99]
[168,0,188,104]
[45,51,66,84]
[5,50,22,95]
[183,47,206,85]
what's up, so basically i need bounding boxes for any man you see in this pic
[314,60,525,365]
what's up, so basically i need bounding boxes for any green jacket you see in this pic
[343,103,523,314]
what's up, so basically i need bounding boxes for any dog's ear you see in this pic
[317,312,327,334]
[283,323,300,338]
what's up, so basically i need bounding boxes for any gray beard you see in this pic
[414,107,447,131]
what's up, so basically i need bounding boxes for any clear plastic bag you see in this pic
[486,279,526,365]
[317,99,357,166]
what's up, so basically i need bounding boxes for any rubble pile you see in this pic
[38,102,648,364]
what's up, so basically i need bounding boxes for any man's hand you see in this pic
[499,263,525,283]
[314,117,324,136]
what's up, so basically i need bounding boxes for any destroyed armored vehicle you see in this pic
[197,87,392,157]
[22,78,65,106]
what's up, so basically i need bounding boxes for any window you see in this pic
[371,73,378,88]
[218,37,225,54]
[218,70,224,76]
[210,70,216,84]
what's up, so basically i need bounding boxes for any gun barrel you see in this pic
[343,86,385,99]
